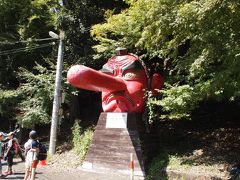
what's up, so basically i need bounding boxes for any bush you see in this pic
[92,0,240,120]
[146,151,169,180]
[72,120,93,160]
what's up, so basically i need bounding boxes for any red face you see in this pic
[101,54,148,113]
[67,53,164,114]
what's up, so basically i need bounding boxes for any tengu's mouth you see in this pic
[103,92,135,112]
[105,92,135,107]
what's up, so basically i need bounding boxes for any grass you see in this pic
[168,155,195,170]
[72,120,93,160]
[45,121,94,168]
[146,151,169,180]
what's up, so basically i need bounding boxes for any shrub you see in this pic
[72,120,93,160]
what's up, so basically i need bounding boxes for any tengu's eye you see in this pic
[123,72,139,80]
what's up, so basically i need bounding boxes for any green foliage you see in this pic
[72,120,93,160]
[0,90,19,120]
[146,151,169,180]
[148,84,202,120]
[0,0,127,127]
[16,60,55,127]
[0,0,55,101]
[17,0,54,40]
[0,0,56,124]
[55,0,127,68]
[92,0,240,119]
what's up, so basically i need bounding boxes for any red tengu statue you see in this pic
[67,48,164,113]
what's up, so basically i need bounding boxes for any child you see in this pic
[24,130,39,180]
[0,132,5,178]
[3,131,15,175]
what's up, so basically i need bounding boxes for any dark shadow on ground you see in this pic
[145,100,240,179]
[13,172,25,175]
[3,177,23,179]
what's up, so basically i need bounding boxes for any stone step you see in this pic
[82,113,145,177]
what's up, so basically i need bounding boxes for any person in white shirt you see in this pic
[23,130,39,180]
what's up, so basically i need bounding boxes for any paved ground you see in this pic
[1,159,139,180]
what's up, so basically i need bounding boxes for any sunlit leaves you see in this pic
[92,0,240,119]
[17,61,55,127]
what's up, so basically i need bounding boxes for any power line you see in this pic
[0,37,57,45]
[0,42,54,54]
[0,26,92,45]
[0,43,54,56]
[1,43,51,54]
[0,42,54,56]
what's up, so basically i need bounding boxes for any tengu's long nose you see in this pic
[67,65,126,92]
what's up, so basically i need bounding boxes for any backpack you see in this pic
[37,141,47,160]
[12,139,20,154]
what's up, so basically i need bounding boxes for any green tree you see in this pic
[0,90,19,122]
[0,0,54,88]
[91,0,240,119]
[16,60,56,127]
[0,0,56,125]
[0,0,127,126]
[56,0,127,68]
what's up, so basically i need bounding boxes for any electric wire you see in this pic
[0,26,92,45]
[0,25,92,55]
[0,43,54,56]
[0,42,54,56]
[0,42,53,53]
[0,37,57,45]
[0,42,54,54]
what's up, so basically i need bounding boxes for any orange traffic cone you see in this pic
[39,160,47,166]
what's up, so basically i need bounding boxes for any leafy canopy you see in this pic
[92,0,240,119]
[16,61,55,127]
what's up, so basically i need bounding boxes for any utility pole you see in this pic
[49,30,65,155]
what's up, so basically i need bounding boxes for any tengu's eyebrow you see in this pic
[122,60,144,73]
[100,64,114,74]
